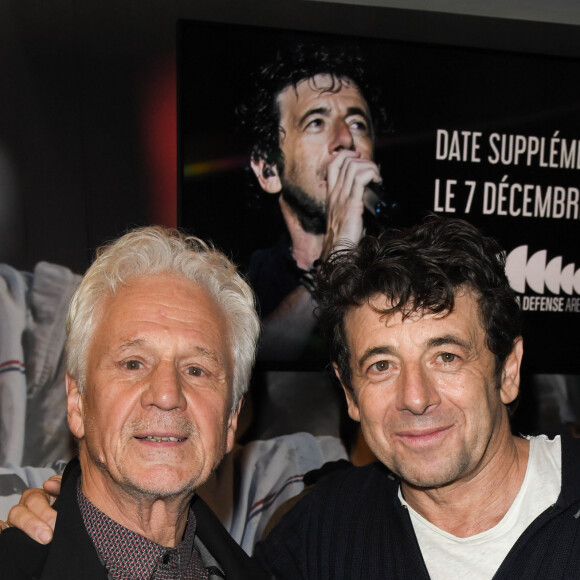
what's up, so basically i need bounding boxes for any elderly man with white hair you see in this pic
[0,226,271,579]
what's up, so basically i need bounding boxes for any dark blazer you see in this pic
[0,459,271,580]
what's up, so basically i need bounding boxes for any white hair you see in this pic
[66,226,260,409]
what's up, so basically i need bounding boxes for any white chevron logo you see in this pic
[505,246,580,295]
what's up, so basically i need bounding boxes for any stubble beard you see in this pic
[280,179,327,235]
[83,414,208,501]
[394,452,472,491]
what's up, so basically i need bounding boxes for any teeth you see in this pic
[140,436,184,442]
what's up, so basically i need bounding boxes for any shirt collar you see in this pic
[77,479,207,579]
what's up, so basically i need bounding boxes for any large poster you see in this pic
[178,17,580,378]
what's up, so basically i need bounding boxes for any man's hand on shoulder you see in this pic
[0,474,61,544]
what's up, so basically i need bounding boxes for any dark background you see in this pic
[2,0,580,435]
[3,0,579,272]
[179,15,580,374]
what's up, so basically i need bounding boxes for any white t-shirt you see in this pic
[399,435,561,580]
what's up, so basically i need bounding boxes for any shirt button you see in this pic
[162,553,170,565]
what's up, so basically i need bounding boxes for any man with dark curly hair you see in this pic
[238,43,388,361]
[254,217,580,579]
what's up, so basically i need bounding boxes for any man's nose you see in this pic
[329,119,355,152]
[396,364,441,415]
[141,362,187,411]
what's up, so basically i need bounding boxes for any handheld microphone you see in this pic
[363,182,400,225]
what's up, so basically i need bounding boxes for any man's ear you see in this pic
[225,398,243,454]
[66,374,85,439]
[250,158,282,194]
[333,363,361,422]
[500,337,524,406]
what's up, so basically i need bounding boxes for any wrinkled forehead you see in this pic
[344,296,443,335]
[345,286,479,329]
[92,274,234,358]
[276,73,369,114]
[342,290,487,354]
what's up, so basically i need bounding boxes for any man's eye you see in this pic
[371,360,390,372]
[351,120,367,130]
[439,352,458,363]
[349,119,369,134]
[305,118,323,130]
[124,360,143,370]
[187,366,204,377]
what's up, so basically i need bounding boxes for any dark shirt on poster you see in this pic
[248,240,327,362]
[248,241,303,320]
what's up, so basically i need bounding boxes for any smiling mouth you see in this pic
[136,436,186,443]
[396,426,452,443]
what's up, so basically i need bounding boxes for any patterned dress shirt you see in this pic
[77,480,210,580]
